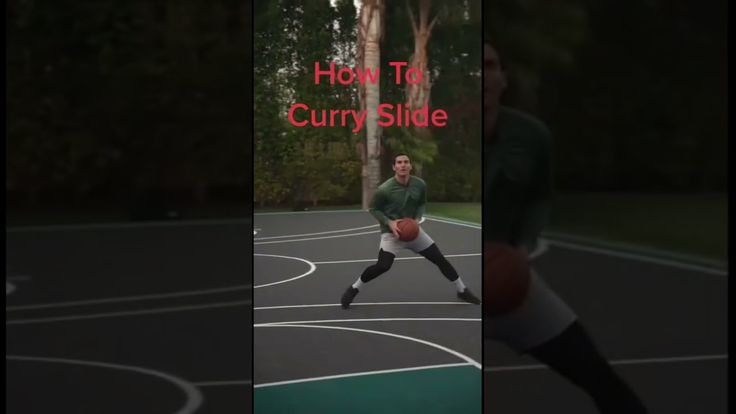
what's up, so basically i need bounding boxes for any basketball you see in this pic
[396,219,420,242]
[484,242,531,317]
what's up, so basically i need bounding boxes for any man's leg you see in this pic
[487,271,647,414]
[341,249,395,309]
[417,243,480,304]
[527,321,648,414]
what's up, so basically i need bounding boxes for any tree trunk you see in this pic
[359,0,384,210]
[406,0,437,144]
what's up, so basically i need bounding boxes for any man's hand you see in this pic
[388,220,401,239]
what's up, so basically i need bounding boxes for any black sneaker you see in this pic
[341,286,359,309]
[457,288,481,305]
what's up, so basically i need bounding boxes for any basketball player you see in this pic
[341,154,481,308]
[484,43,648,413]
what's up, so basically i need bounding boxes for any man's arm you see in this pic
[368,187,390,226]
[414,185,426,220]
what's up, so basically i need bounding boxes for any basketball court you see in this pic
[5,211,727,413]
[255,209,727,414]
[254,210,483,413]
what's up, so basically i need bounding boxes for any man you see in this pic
[484,43,648,413]
[341,154,481,308]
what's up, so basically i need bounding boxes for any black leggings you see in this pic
[418,244,459,282]
[527,321,648,414]
[359,244,459,283]
[359,249,395,283]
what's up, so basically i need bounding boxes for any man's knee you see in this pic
[362,249,394,280]
[376,249,395,272]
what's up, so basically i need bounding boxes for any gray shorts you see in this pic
[485,269,577,352]
[379,228,435,254]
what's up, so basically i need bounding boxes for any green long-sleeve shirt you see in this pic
[484,106,553,251]
[369,176,427,234]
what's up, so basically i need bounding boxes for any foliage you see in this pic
[7,0,252,206]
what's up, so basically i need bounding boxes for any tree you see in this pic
[254,0,361,208]
[357,0,385,209]
[405,0,440,131]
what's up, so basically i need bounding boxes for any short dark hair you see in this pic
[393,153,410,164]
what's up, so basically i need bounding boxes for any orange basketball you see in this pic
[484,242,531,317]
[396,219,420,241]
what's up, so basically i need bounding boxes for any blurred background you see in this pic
[484,3,727,414]
[6,2,254,413]
[486,0,727,263]
[255,0,482,223]
[7,0,253,225]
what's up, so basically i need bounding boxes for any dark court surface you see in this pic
[485,242,728,414]
[6,219,253,414]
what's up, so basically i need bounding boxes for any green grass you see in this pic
[427,202,481,224]
[548,193,728,262]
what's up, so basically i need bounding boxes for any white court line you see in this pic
[546,239,728,276]
[258,318,481,326]
[544,231,728,268]
[254,362,472,388]
[6,284,253,312]
[485,354,728,373]
[313,253,480,265]
[254,254,316,288]
[254,230,379,245]
[255,302,473,311]
[426,215,725,274]
[7,355,203,414]
[6,300,252,325]
[254,216,430,244]
[255,323,482,383]
[423,214,726,275]
[425,216,481,229]
[255,224,378,240]
[6,218,253,232]
[10,212,725,277]
[193,380,253,387]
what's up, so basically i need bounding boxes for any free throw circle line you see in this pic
[254,254,317,288]
[6,355,203,414]
[255,323,481,369]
